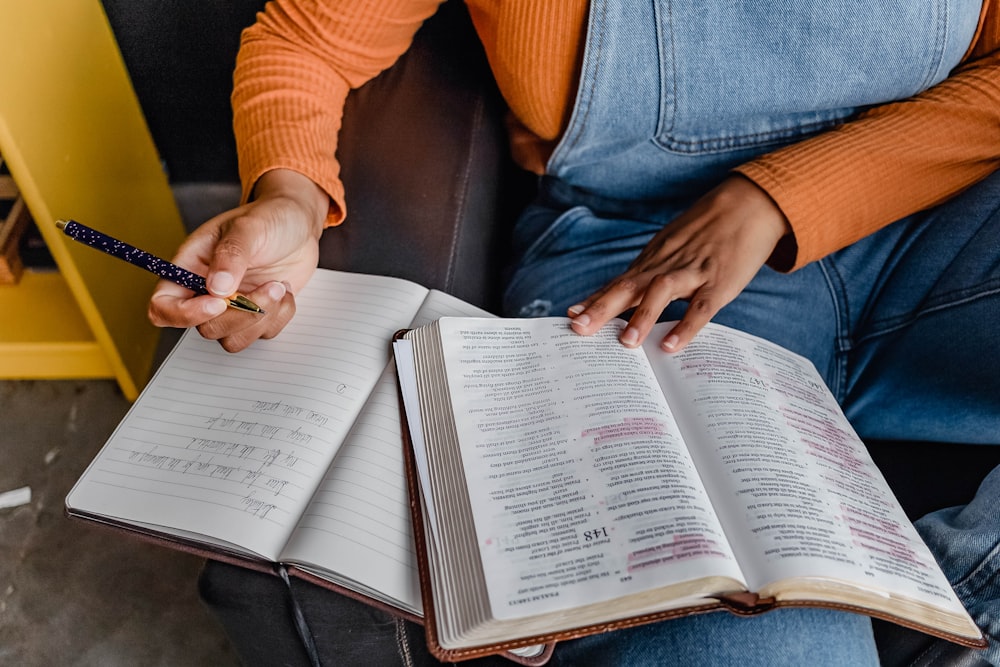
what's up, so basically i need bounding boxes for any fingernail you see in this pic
[571,313,591,328]
[209,271,235,296]
[266,281,286,301]
[205,298,228,317]
[620,327,639,347]
[567,304,585,316]
[662,334,679,351]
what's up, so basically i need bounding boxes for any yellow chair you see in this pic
[0,0,186,400]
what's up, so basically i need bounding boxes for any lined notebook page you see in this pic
[281,290,492,613]
[67,271,431,562]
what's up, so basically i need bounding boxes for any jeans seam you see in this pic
[817,257,851,402]
[853,181,1000,344]
[655,0,678,139]
[394,616,415,667]
[546,0,605,172]
[653,116,849,154]
[919,0,949,91]
[953,539,1000,605]
[854,278,1000,346]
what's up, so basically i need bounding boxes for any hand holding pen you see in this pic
[57,219,266,313]
[140,170,328,352]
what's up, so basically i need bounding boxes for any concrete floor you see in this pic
[0,184,244,666]
[0,380,241,666]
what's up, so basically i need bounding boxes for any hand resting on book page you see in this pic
[149,169,329,352]
[568,175,792,353]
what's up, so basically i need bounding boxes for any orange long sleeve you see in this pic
[232,0,445,224]
[736,47,1000,270]
[233,0,1000,270]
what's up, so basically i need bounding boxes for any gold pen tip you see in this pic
[55,220,68,230]
[228,294,266,315]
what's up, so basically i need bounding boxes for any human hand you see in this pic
[148,169,329,352]
[567,175,791,352]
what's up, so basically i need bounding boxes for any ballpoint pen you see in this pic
[55,219,265,314]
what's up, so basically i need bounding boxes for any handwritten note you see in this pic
[67,270,492,617]
[68,271,432,561]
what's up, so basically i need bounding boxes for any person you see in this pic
[151,1,1000,664]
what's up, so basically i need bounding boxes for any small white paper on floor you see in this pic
[0,486,31,509]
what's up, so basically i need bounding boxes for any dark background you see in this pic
[100,0,266,183]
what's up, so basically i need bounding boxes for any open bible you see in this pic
[65,270,494,621]
[393,317,987,661]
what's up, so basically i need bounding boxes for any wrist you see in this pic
[253,169,330,238]
[726,175,798,271]
[728,175,790,239]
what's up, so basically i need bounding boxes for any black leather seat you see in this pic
[320,0,526,312]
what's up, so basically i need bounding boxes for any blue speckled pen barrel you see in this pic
[55,219,263,313]
[57,219,209,294]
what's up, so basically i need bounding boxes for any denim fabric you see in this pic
[543,0,980,202]
[201,560,878,667]
[546,609,876,666]
[916,466,1000,662]
[504,0,998,663]
[506,172,1000,444]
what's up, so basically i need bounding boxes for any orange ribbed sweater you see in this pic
[232,0,1000,271]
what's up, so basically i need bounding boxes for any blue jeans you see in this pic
[199,561,877,666]
[200,0,997,663]
[504,172,1000,445]
[498,0,997,662]
[916,466,1000,662]
[503,172,1000,665]
[502,171,1000,665]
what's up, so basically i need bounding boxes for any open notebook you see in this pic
[66,270,491,617]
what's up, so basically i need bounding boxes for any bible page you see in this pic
[644,322,968,618]
[280,289,492,614]
[67,270,430,562]
[435,317,745,622]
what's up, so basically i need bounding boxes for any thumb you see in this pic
[205,225,255,297]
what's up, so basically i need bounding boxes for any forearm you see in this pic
[233,29,349,226]
[252,169,331,240]
[737,49,1000,271]
[232,0,445,225]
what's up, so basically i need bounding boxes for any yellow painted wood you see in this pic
[0,271,96,343]
[0,1,187,399]
[0,343,113,379]
[0,271,113,377]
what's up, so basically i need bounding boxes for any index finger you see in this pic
[657,287,724,352]
[567,276,645,336]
